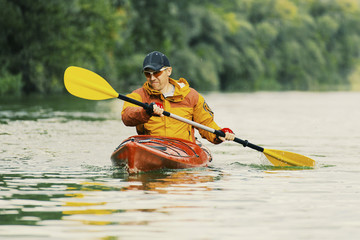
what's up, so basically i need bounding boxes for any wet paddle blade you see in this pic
[64,66,118,100]
[263,149,315,167]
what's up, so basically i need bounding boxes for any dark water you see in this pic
[1,92,360,239]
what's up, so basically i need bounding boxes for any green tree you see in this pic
[2,0,360,95]
[0,0,119,95]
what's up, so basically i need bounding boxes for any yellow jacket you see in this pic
[121,78,222,144]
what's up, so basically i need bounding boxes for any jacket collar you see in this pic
[143,78,191,102]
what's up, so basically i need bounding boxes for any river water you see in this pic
[1,92,359,240]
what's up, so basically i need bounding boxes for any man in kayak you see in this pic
[121,51,235,144]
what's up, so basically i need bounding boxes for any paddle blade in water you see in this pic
[263,149,315,167]
[64,66,118,100]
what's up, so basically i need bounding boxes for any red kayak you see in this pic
[111,135,212,173]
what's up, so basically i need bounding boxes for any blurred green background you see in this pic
[1,0,360,96]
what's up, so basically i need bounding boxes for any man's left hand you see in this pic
[218,128,235,142]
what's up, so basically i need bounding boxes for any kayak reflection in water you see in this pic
[121,51,235,144]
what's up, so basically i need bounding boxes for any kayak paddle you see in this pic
[64,66,316,167]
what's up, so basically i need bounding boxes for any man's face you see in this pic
[144,67,172,92]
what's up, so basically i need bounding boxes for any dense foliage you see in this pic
[1,0,360,96]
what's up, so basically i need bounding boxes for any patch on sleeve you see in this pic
[203,101,214,117]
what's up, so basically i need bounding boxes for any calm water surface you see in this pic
[1,92,359,240]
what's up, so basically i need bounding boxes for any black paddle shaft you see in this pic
[214,130,264,152]
[117,94,264,153]
[118,94,149,109]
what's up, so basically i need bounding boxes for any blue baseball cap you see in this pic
[143,51,170,71]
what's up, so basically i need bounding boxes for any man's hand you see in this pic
[218,128,235,142]
[146,102,164,117]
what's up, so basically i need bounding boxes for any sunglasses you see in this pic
[143,67,168,78]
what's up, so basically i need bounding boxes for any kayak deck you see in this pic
[111,135,212,173]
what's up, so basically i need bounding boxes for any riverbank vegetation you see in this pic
[1,0,360,96]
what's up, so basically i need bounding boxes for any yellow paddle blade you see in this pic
[263,149,315,167]
[64,66,118,100]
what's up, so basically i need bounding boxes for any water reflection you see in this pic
[2,156,316,228]
[118,169,218,193]
[0,95,117,122]
[0,169,221,227]
[230,161,315,171]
